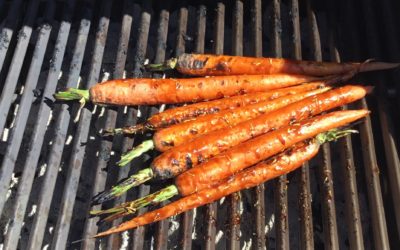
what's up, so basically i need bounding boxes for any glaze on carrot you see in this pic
[147,53,399,76]
[106,83,326,135]
[151,85,368,179]
[53,74,321,106]
[95,141,319,236]
[93,110,368,232]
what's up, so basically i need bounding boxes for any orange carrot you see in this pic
[147,53,399,76]
[106,83,326,135]
[93,110,368,235]
[54,74,321,106]
[92,86,368,205]
[95,140,319,237]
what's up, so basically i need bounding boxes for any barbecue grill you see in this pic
[1,0,399,249]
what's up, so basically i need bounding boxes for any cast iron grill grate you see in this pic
[0,0,399,249]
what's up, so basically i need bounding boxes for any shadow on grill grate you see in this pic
[0,0,399,249]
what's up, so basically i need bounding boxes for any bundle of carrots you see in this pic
[54,53,398,238]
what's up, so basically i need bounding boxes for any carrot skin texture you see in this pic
[151,85,368,179]
[145,83,326,129]
[174,53,399,76]
[95,142,319,237]
[153,87,329,151]
[89,74,320,105]
[176,109,369,196]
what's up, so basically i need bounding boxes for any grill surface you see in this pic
[1,0,400,249]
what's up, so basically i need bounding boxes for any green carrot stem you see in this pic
[117,140,155,167]
[102,123,147,136]
[315,128,358,144]
[144,58,178,72]
[91,168,154,205]
[53,88,90,102]
[91,185,179,220]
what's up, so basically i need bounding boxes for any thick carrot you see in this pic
[152,87,329,152]
[91,86,367,205]
[92,87,329,204]
[53,74,321,106]
[151,85,368,179]
[93,110,368,229]
[117,86,329,167]
[105,83,326,135]
[95,141,319,236]
[147,53,399,76]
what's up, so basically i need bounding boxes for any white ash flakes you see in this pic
[120,231,129,250]
[39,163,47,177]
[265,213,275,234]
[215,230,224,244]
[27,204,37,217]
[242,238,252,250]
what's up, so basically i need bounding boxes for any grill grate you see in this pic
[0,0,400,249]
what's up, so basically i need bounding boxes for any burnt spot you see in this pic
[197,82,203,88]
[175,82,182,89]
[216,91,224,98]
[156,167,175,179]
[210,107,220,113]
[197,154,206,164]
[215,62,228,72]
[185,155,193,169]
[189,128,198,135]
[238,89,246,95]
[220,80,225,86]
[289,117,297,125]
[161,140,175,147]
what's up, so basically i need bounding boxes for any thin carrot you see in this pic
[104,83,326,135]
[53,74,321,106]
[117,86,329,166]
[95,140,320,236]
[91,86,368,205]
[92,109,368,230]
[146,53,399,76]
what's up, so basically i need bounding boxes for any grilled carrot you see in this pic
[91,86,367,205]
[94,141,320,234]
[105,83,326,135]
[92,110,368,227]
[54,74,321,106]
[117,86,329,166]
[146,53,399,76]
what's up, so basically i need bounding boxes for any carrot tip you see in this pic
[102,123,147,137]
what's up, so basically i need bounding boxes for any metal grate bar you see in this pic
[24,1,77,248]
[105,1,137,249]
[50,1,111,249]
[288,1,315,249]
[128,2,152,250]
[180,3,206,250]
[0,0,23,73]
[249,0,266,249]
[152,2,171,249]
[0,0,41,134]
[227,1,243,249]
[361,0,400,240]
[270,1,290,249]
[203,2,225,250]
[326,1,365,249]
[306,1,339,249]
[1,1,56,249]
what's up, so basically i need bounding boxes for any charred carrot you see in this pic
[92,86,367,205]
[146,53,399,76]
[117,86,330,167]
[105,83,326,135]
[92,110,368,225]
[94,141,319,236]
[54,74,321,106]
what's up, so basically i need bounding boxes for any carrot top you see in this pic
[54,88,90,102]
